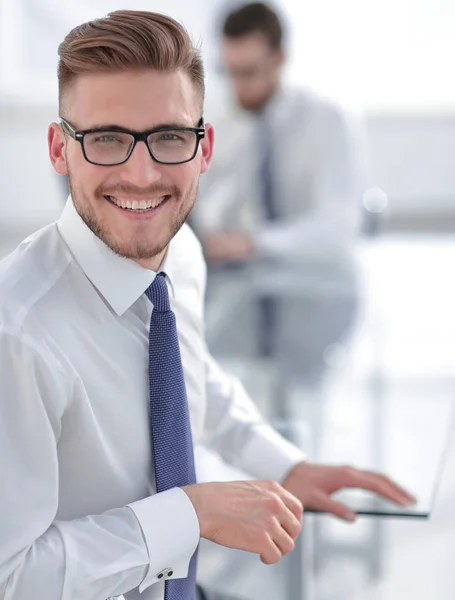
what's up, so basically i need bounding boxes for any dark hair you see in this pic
[222,2,283,50]
[57,10,204,112]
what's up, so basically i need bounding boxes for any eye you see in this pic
[157,133,182,142]
[94,134,124,143]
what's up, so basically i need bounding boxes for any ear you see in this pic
[200,122,214,175]
[48,122,68,175]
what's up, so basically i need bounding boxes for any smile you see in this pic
[105,195,170,211]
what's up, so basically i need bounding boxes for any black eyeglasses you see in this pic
[60,117,205,166]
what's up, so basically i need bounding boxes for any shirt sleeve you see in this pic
[202,349,306,482]
[0,330,199,600]
[186,226,306,483]
[254,106,367,263]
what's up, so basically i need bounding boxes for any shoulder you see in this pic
[288,86,341,114]
[281,88,363,149]
[0,223,72,339]
[296,87,360,131]
[276,86,342,126]
[0,224,73,414]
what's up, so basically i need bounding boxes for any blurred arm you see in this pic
[254,107,366,262]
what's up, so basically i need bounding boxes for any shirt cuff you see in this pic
[252,226,279,260]
[127,487,200,593]
[237,423,306,482]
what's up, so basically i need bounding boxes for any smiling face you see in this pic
[49,69,214,269]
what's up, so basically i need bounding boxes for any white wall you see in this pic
[281,0,455,112]
[0,102,62,235]
[0,0,226,107]
[366,113,455,215]
[1,0,454,237]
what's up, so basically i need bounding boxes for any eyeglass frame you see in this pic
[60,117,206,166]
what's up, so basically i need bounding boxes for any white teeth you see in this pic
[109,195,168,210]
[152,196,166,208]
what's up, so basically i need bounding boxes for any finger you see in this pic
[262,487,301,539]
[278,504,303,540]
[271,520,296,556]
[277,486,304,522]
[363,471,417,504]
[311,491,357,522]
[259,533,283,565]
[342,468,416,505]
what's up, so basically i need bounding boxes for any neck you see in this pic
[248,84,280,114]
[134,246,168,272]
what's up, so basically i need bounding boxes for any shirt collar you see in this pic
[258,86,291,124]
[229,86,292,127]
[57,196,176,316]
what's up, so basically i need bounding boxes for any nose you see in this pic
[118,139,163,186]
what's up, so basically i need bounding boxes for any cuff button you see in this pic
[157,568,174,580]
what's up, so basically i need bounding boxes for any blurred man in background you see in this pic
[192,2,365,390]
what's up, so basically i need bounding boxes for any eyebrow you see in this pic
[85,122,200,131]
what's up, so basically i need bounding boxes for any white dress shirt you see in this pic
[0,198,304,600]
[193,86,367,263]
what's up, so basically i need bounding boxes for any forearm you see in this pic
[1,506,144,600]
[254,206,360,263]
[203,353,305,483]
[231,421,306,482]
[1,489,199,600]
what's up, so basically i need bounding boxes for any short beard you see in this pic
[239,85,277,113]
[67,171,197,261]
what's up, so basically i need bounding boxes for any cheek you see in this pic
[66,142,84,167]
[253,79,267,94]
[166,163,199,192]
[68,153,111,193]
[238,81,259,98]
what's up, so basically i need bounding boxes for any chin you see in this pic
[118,234,170,261]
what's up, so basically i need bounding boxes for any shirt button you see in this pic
[157,568,174,580]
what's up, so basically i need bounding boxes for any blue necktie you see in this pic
[146,273,197,600]
[259,125,279,222]
[258,118,279,356]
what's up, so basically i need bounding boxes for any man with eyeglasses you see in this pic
[59,118,206,170]
[192,2,365,378]
[0,9,414,600]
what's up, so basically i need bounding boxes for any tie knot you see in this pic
[145,273,170,313]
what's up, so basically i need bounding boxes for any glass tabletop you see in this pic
[205,236,455,520]
[285,378,455,519]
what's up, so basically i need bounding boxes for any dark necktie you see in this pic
[258,122,279,221]
[146,273,197,600]
[258,118,279,357]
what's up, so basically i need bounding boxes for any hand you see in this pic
[183,480,303,564]
[282,462,417,522]
[202,231,255,264]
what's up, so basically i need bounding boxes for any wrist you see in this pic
[282,460,308,492]
[181,483,211,539]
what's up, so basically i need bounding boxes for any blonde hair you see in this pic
[57,10,204,112]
